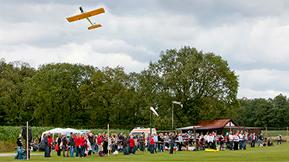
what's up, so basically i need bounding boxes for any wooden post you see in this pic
[107,124,110,156]
[194,127,197,150]
[26,121,29,160]
[286,127,289,142]
[172,103,174,130]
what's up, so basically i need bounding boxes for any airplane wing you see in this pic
[66,8,105,22]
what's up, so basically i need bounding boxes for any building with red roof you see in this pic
[177,118,261,135]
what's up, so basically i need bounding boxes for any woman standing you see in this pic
[47,134,53,157]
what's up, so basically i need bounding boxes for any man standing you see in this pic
[43,134,49,157]
[56,134,62,156]
[69,133,75,157]
[244,131,248,150]
[88,132,96,154]
[228,132,234,150]
[138,134,145,152]
[251,133,256,147]
[238,131,244,150]
[153,134,158,153]
[169,133,175,154]
[177,133,183,151]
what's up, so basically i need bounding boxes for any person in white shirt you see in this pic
[153,134,158,153]
[244,131,248,150]
[233,132,239,150]
[177,133,183,151]
[238,131,244,150]
[228,132,234,150]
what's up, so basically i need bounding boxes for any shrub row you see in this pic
[0,126,129,143]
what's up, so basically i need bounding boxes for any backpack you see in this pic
[39,140,46,151]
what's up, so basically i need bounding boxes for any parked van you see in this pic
[130,127,157,138]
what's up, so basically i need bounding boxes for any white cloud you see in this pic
[1,0,289,98]
[237,69,289,98]
[0,42,147,73]
[238,88,289,99]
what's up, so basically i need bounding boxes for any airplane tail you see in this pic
[79,6,84,13]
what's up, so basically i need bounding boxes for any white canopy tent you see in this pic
[41,128,89,139]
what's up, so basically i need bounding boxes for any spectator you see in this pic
[69,133,75,157]
[149,135,155,154]
[56,134,62,156]
[61,135,68,157]
[129,136,135,154]
[47,134,53,157]
[43,134,49,157]
[16,134,24,159]
[277,135,282,145]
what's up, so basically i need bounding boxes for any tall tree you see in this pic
[23,63,95,127]
[146,47,239,127]
[0,59,35,125]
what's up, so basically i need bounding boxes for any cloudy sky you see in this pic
[1,0,289,99]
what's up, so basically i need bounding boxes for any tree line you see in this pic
[1,46,284,129]
[235,94,289,128]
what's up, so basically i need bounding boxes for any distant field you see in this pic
[262,130,289,137]
[1,143,289,162]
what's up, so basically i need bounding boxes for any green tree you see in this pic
[23,63,95,127]
[146,47,239,127]
[270,94,289,127]
[0,59,35,125]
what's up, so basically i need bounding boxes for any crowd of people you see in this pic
[40,132,181,158]
[195,130,274,151]
[15,130,281,159]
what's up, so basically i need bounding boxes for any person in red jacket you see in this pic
[79,134,86,157]
[129,136,135,154]
[149,135,154,154]
[47,134,53,157]
[97,134,103,153]
[75,134,81,157]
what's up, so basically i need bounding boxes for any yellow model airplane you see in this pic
[66,6,105,30]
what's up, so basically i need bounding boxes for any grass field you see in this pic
[1,143,289,162]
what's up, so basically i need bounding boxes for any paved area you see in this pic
[0,152,43,157]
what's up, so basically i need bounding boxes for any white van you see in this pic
[130,127,157,138]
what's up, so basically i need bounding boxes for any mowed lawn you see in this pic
[1,143,289,162]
